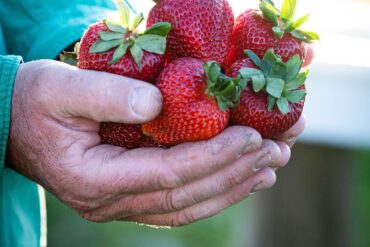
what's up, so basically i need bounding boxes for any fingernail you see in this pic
[288,136,298,145]
[130,87,161,118]
[254,154,272,171]
[251,182,266,193]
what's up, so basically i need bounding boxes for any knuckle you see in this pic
[173,211,195,227]
[223,170,245,189]
[162,190,178,212]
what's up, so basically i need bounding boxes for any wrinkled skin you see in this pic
[6,60,305,226]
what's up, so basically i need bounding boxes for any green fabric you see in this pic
[0,1,115,246]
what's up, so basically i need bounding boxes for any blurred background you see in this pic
[46,0,370,246]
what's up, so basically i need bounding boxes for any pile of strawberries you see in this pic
[66,0,319,148]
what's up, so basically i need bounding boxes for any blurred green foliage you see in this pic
[46,192,250,247]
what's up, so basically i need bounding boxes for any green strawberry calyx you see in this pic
[259,0,320,43]
[204,62,248,111]
[238,49,308,115]
[89,0,171,69]
[60,42,80,66]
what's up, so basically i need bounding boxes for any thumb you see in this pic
[55,62,163,124]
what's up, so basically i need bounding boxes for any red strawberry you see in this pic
[76,0,171,149]
[227,49,307,138]
[142,58,246,146]
[99,123,163,149]
[225,0,319,69]
[147,0,234,67]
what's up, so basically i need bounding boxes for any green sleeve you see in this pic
[0,55,22,172]
[0,1,114,61]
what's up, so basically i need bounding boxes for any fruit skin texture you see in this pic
[142,58,230,146]
[78,23,164,83]
[225,10,307,69]
[99,123,163,149]
[147,0,234,67]
[226,58,304,138]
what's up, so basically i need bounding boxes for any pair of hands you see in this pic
[6,60,305,226]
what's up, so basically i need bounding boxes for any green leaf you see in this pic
[239,68,264,80]
[260,1,279,26]
[252,75,266,92]
[286,89,306,103]
[103,19,127,33]
[285,55,303,82]
[136,34,167,54]
[115,0,131,28]
[281,0,297,22]
[206,62,221,82]
[245,50,261,67]
[268,96,277,112]
[292,13,311,29]
[99,32,124,41]
[132,13,144,30]
[89,39,123,53]
[145,22,172,37]
[277,97,290,114]
[270,61,287,79]
[260,49,281,75]
[130,44,144,69]
[291,29,320,43]
[272,26,285,39]
[266,78,285,98]
[109,43,130,64]
[286,70,308,90]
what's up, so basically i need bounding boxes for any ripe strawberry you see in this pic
[142,58,247,146]
[226,49,307,138]
[147,0,234,67]
[99,123,163,149]
[76,0,171,148]
[78,1,171,83]
[225,0,319,69]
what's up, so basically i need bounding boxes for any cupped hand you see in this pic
[7,60,292,226]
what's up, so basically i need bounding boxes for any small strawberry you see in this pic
[142,58,247,146]
[225,0,319,69]
[227,49,307,138]
[147,0,234,67]
[78,0,171,83]
[76,0,171,149]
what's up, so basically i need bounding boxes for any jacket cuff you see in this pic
[0,55,22,173]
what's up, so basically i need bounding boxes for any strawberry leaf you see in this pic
[90,39,123,53]
[292,13,311,29]
[286,89,306,103]
[291,29,320,43]
[272,26,284,39]
[115,0,131,28]
[145,22,172,37]
[277,97,290,114]
[270,61,287,79]
[286,70,308,90]
[252,75,266,93]
[260,1,279,26]
[207,62,221,82]
[267,78,284,98]
[109,43,130,64]
[260,49,281,75]
[281,0,297,22]
[132,13,144,30]
[268,96,277,112]
[130,43,144,69]
[245,49,262,68]
[103,19,127,33]
[285,55,303,82]
[99,32,124,41]
[136,34,167,55]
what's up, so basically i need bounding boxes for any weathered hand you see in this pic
[7,60,288,226]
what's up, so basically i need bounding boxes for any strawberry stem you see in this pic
[238,49,308,115]
[204,62,247,111]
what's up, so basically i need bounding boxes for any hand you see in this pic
[7,60,288,226]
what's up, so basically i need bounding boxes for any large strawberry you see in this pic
[225,0,319,69]
[226,49,307,138]
[142,58,247,146]
[147,0,234,67]
[76,0,172,148]
[78,0,171,83]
